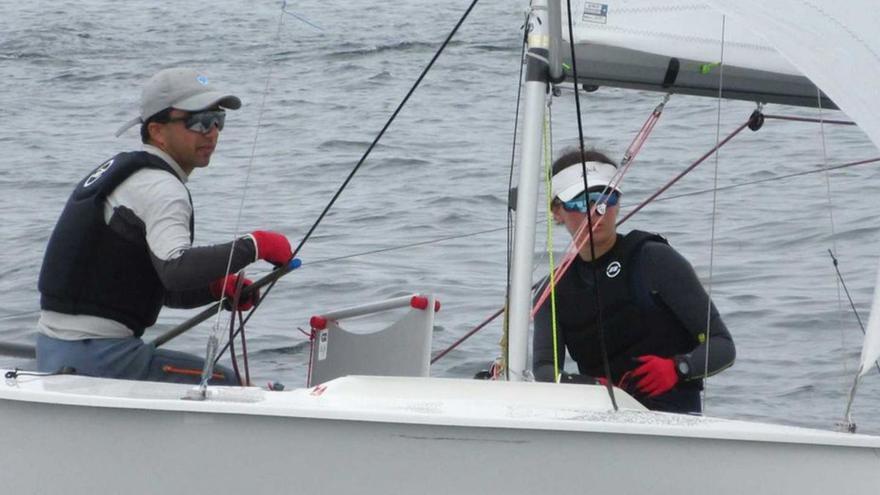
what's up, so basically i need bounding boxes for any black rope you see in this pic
[228,310,242,385]
[222,0,482,336]
[5,367,76,379]
[565,0,617,410]
[292,0,482,267]
[156,0,482,348]
[225,274,247,385]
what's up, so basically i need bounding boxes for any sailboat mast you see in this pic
[507,0,553,381]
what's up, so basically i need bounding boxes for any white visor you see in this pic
[551,161,621,201]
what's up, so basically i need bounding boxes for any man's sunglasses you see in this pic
[561,190,620,214]
[166,110,226,134]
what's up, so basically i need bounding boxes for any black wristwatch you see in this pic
[674,356,691,379]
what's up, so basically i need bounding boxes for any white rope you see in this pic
[702,14,726,413]
[198,4,290,393]
[813,87,849,394]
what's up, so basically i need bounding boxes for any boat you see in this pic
[2,1,880,493]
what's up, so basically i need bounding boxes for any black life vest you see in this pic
[550,230,699,389]
[38,151,193,337]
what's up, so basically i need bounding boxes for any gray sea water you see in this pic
[2,0,879,433]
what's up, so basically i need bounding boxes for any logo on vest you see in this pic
[606,261,622,278]
[84,159,115,187]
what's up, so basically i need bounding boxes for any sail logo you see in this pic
[606,261,621,278]
[84,158,115,188]
[582,3,608,24]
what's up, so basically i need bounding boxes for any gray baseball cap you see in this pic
[115,67,241,137]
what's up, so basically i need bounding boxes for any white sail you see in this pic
[859,262,880,376]
[561,1,836,108]
[700,0,880,376]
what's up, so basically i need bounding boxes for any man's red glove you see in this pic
[209,274,257,311]
[248,231,292,266]
[630,355,678,397]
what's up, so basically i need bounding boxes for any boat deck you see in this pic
[3,370,879,448]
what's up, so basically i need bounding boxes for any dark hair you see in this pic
[139,108,173,144]
[551,147,617,176]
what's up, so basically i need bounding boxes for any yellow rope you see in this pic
[543,107,561,383]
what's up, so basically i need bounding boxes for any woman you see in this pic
[532,148,735,413]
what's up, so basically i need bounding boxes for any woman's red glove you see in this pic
[249,230,292,266]
[630,355,678,397]
[209,274,257,311]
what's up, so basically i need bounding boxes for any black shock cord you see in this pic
[564,0,618,409]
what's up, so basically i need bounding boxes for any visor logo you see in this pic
[606,261,622,278]
[196,75,209,85]
[84,159,115,188]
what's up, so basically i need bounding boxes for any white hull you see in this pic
[2,373,878,494]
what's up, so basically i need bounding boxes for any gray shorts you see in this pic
[36,333,238,385]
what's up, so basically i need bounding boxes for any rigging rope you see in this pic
[289,146,879,270]
[812,86,848,380]
[155,0,482,350]
[531,95,670,315]
[564,0,617,409]
[543,101,561,382]
[763,114,855,126]
[429,126,878,365]
[500,10,531,379]
[615,117,754,226]
[702,14,727,411]
[828,250,880,376]
[197,3,291,393]
[652,156,880,203]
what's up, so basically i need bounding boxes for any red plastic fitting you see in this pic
[410,296,441,312]
[310,315,328,330]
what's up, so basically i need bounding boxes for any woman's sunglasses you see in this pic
[560,190,620,214]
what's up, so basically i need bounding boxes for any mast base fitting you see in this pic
[835,421,857,434]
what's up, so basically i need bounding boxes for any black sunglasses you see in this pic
[166,110,226,134]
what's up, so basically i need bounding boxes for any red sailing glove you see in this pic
[250,230,292,266]
[630,355,678,397]
[210,274,257,311]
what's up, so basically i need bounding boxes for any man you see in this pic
[36,67,292,385]
[532,149,735,413]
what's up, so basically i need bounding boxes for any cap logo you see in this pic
[196,75,209,85]
[606,261,622,278]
